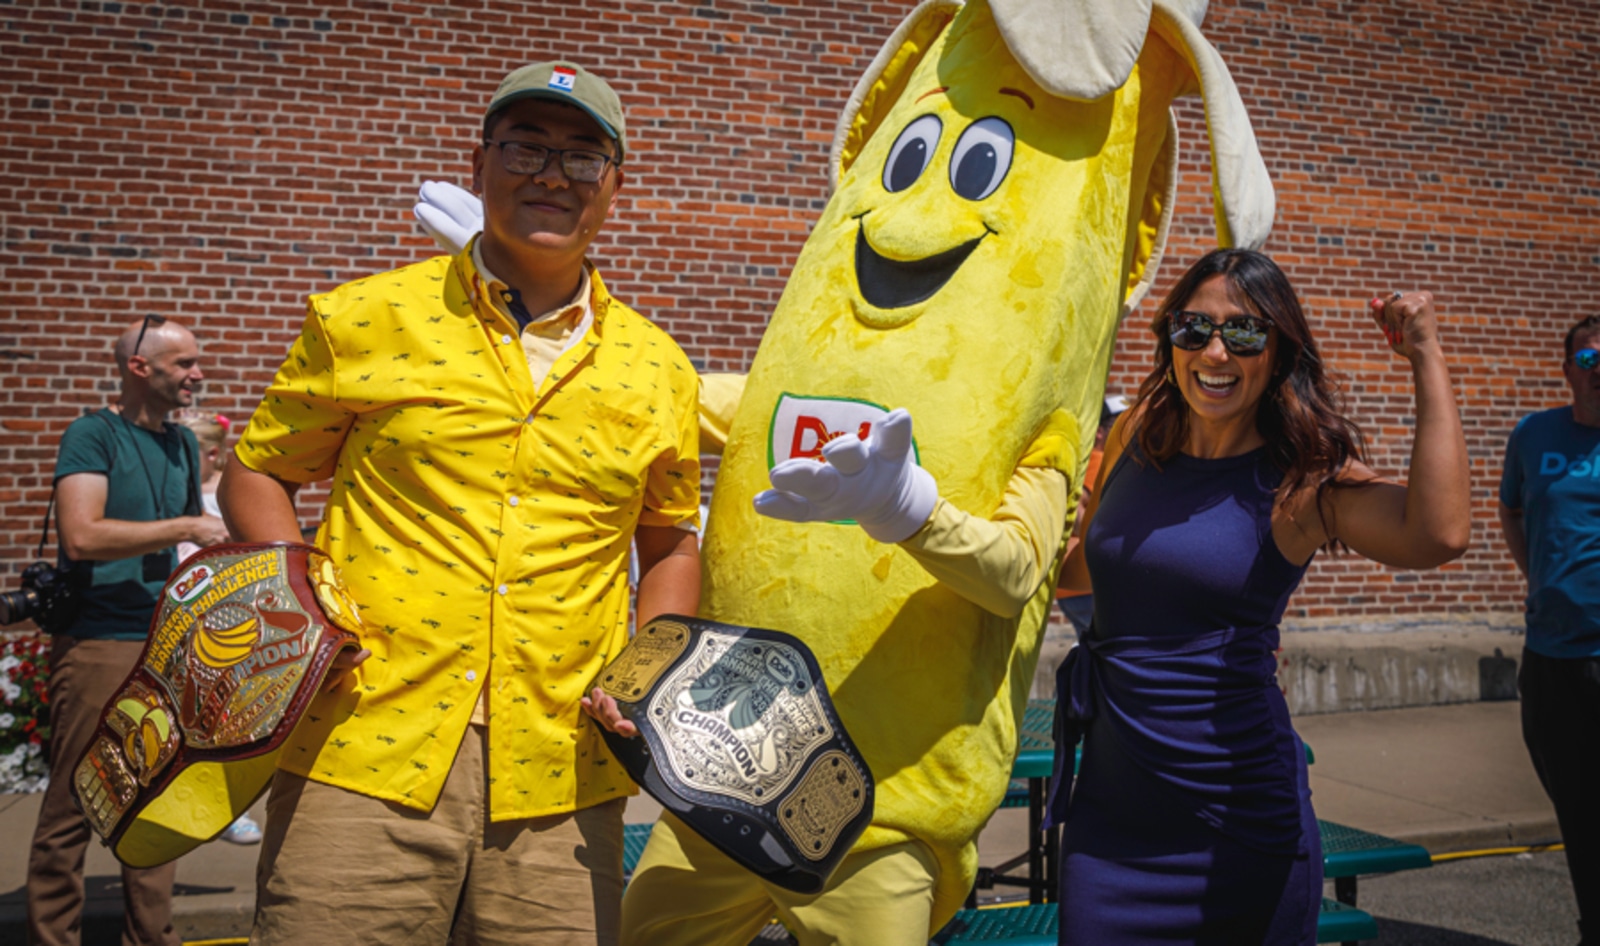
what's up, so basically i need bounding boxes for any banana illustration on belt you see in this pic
[414,0,1273,932]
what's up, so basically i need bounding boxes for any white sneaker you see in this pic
[219,813,263,845]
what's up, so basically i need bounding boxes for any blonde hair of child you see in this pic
[175,409,230,451]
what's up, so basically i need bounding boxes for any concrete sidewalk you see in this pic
[1296,700,1559,852]
[0,700,1558,944]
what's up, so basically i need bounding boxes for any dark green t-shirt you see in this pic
[53,409,199,640]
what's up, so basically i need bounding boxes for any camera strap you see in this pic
[111,412,174,520]
[180,428,200,517]
[110,411,202,519]
[35,492,55,560]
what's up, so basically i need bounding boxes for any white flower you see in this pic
[0,742,48,793]
[0,655,19,672]
[0,713,14,730]
[0,680,19,703]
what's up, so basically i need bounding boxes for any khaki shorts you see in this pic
[252,725,625,946]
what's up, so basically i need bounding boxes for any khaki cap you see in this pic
[485,61,626,164]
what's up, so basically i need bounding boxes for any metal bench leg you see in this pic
[1335,876,1357,907]
[1028,777,1045,904]
[1042,776,1059,904]
[1335,875,1359,946]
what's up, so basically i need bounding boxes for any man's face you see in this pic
[472,99,622,272]
[134,327,203,411]
[1565,329,1600,416]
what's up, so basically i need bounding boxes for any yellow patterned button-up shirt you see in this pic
[235,246,701,818]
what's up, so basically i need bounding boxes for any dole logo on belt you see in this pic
[168,562,214,604]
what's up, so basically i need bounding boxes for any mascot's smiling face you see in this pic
[829,4,1125,332]
[853,110,1007,310]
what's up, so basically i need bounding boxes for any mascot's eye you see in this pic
[882,115,942,193]
[949,117,1015,201]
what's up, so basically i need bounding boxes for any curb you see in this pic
[1396,817,1564,857]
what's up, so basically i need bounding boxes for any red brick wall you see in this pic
[2,0,1594,625]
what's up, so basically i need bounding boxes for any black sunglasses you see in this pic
[132,314,168,356]
[1168,311,1273,356]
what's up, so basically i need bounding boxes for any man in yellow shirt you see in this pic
[219,62,702,946]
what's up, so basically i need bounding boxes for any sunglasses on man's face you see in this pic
[1571,348,1600,371]
[1167,311,1273,356]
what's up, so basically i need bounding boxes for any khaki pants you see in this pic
[27,636,179,946]
[620,813,939,946]
[251,724,625,946]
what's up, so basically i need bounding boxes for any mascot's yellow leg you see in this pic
[621,813,938,946]
[776,842,938,946]
[620,812,775,946]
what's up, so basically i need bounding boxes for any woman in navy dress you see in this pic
[1051,249,1470,944]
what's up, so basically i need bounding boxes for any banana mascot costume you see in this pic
[415,0,1273,940]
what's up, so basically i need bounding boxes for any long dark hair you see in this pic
[1131,248,1368,542]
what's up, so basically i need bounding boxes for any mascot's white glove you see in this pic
[414,181,484,255]
[754,408,938,544]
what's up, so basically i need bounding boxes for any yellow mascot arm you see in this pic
[697,373,747,456]
[898,465,1069,619]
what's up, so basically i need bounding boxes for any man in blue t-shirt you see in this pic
[25,316,228,946]
[1498,313,1600,945]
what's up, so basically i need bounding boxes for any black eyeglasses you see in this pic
[1573,348,1600,371]
[1167,311,1273,356]
[132,314,168,356]
[483,141,616,183]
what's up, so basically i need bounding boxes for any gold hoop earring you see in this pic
[1166,366,1177,386]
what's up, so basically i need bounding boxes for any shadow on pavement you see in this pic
[1,879,237,903]
[84,877,237,899]
[0,880,240,946]
[1375,916,1521,945]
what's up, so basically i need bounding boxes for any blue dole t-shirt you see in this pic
[1499,407,1600,658]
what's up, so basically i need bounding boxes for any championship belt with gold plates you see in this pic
[597,615,874,894]
[72,542,362,868]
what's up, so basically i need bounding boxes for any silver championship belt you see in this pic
[598,615,874,894]
[72,542,362,868]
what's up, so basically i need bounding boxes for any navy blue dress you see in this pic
[1046,446,1322,945]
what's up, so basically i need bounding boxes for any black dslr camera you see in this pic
[0,561,81,634]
